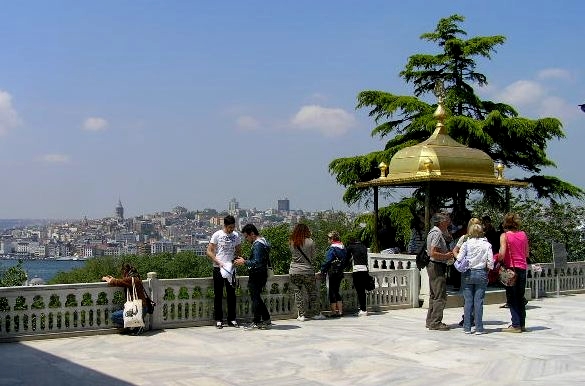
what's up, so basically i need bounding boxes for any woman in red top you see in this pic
[498,213,529,333]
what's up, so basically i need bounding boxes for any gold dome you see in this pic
[356,82,526,188]
[387,127,497,182]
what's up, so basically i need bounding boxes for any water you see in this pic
[0,259,87,283]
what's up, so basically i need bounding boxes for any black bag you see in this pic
[366,274,376,291]
[329,248,346,276]
[146,296,156,314]
[415,246,430,271]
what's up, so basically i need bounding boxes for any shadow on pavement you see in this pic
[0,342,133,386]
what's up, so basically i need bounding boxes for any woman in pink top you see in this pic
[498,213,529,333]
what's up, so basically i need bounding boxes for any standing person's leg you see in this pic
[516,269,527,330]
[304,274,321,318]
[473,269,487,333]
[429,263,447,329]
[334,274,344,315]
[503,269,523,332]
[225,277,237,323]
[462,271,473,333]
[290,274,306,318]
[353,271,367,313]
[248,275,262,323]
[212,267,224,326]
[426,263,438,328]
[328,274,342,315]
[257,274,271,324]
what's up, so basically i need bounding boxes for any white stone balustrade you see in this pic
[0,268,416,341]
[2,260,582,341]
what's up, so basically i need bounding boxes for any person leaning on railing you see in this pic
[102,263,148,335]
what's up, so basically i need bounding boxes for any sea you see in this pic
[0,259,87,283]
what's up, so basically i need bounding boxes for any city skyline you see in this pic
[1,1,584,219]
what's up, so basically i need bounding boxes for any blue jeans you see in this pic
[462,269,488,332]
[111,307,146,327]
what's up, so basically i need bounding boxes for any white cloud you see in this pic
[235,115,260,131]
[496,80,545,107]
[291,105,356,137]
[41,154,70,164]
[82,117,108,131]
[537,68,572,81]
[0,90,22,135]
[539,96,579,121]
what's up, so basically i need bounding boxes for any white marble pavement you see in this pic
[2,293,585,385]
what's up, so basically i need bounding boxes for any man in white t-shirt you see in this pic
[206,215,242,329]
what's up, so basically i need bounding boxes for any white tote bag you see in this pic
[123,277,145,328]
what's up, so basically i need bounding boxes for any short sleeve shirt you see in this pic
[210,229,241,267]
[427,226,448,261]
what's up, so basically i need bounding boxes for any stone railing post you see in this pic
[411,268,421,308]
[147,272,162,330]
[419,267,429,308]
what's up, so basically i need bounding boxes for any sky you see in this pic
[0,1,584,219]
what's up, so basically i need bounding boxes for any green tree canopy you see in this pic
[329,14,583,212]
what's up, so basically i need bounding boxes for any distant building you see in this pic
[115,199,124,221]
[150,240,174,255]
[278,198,290,212]
[228,198,239,215]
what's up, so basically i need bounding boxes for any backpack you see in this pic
[329,248,347,276]
[415,245,430,271]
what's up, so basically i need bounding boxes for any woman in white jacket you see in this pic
[456,223,494,334]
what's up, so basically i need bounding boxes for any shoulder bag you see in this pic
[296,246,313,266]
[123,277,145,328]
[454,242,471,273]
[499,234,517,287]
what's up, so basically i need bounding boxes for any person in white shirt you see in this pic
[456,223,494,334]
[206,215,242,329]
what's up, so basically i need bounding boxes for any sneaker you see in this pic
[463,330,472,334]
[502,326,522,333]
[521,327,527,332]
[429,323,450,331]
[312,314,326,320]
[475,330,487,335]
[216,321,223,329]
[357,310,368,317]
[228,320,240,328]
[260,320,272,329]
[297,316,306,322]
[244,322,261,330]
[500,303,509,308]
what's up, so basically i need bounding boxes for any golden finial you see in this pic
[433,79,447,133]
[378,162,388,178]
[495,162,504,179]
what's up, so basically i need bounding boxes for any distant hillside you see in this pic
[0,219,56,231]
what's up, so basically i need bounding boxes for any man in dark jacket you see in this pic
[234,223,272,330]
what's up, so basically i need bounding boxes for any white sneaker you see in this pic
[357,310,368,317]
[297,316,306,322]
[311,314,326,320]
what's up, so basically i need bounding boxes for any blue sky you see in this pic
[0,1,583,219]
